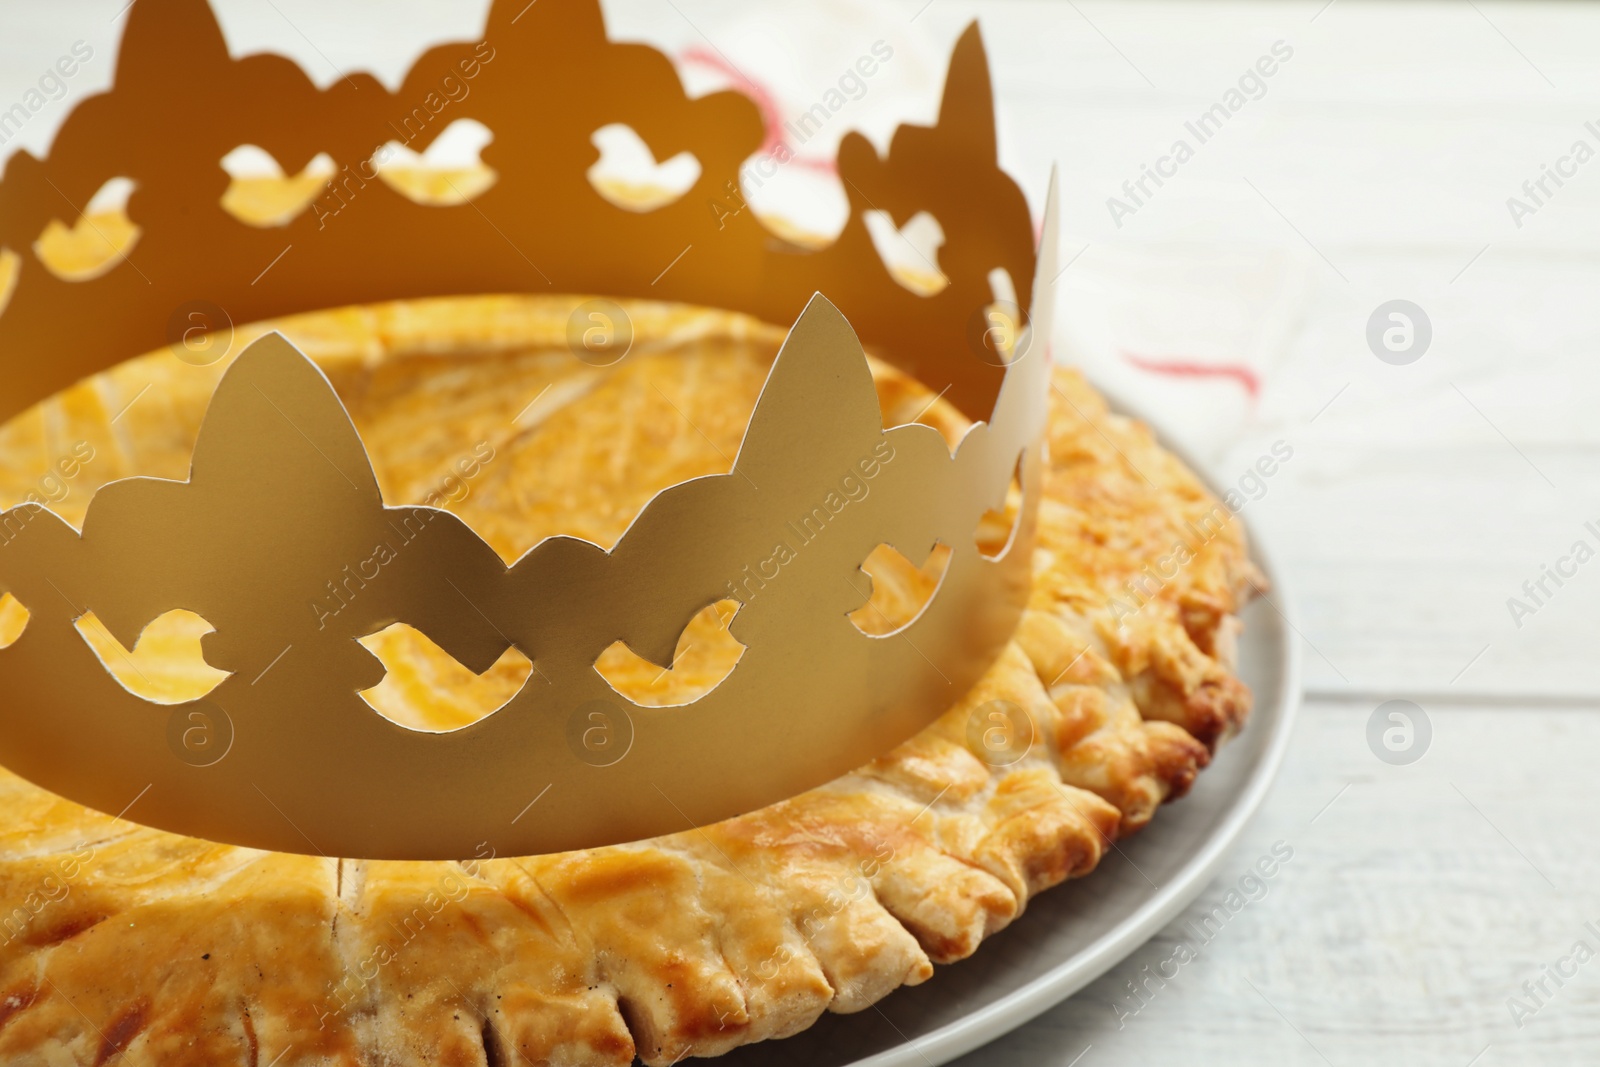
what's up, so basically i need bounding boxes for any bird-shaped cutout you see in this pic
[848,542,952,637]
[74,608,229,705]
[219,145,337,227]
[0,593,29,650]
[595,599,744,708]
[376,119,498,206]
[975,453,1025,561]
[33,177,140,282]
[357,622,534,732]
[587,123,702,212]
[863,209,949,297]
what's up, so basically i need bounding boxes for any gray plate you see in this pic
[719,400,1304,1067]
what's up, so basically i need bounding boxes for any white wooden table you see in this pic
[6,2,1597,1064]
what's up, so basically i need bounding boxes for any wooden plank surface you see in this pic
[957,699,1600,1067]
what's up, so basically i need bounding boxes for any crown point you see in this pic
[486,0,606,39]
[118,0,232,86]
[190,333,380,501]
[937,22,998,162]
[734,294,884,480]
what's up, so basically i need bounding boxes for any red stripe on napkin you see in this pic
[1120,350,1260,400]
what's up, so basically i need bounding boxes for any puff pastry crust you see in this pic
[0,296,1258,1066]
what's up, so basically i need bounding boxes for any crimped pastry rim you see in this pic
[830,391,1302,1066]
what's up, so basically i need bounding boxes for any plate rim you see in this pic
[843,385,1305,1067]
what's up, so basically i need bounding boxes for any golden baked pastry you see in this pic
[0,295,1256,1066]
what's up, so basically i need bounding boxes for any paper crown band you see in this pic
[0,0,1058,858]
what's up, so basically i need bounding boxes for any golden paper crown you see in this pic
[0,0,1058,859]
